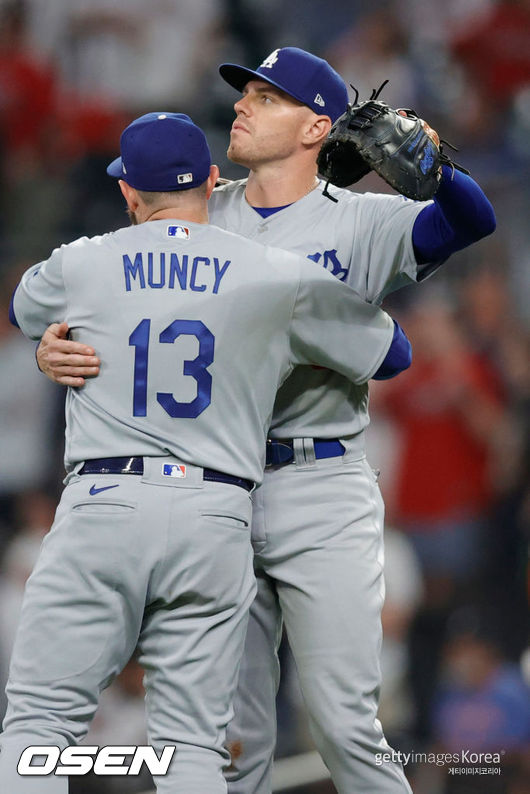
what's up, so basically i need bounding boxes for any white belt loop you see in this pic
[293,438,316,468]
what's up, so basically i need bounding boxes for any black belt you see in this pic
[266,438,345,466]
[79,457,254,492]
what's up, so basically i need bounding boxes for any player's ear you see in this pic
[205,165,220,199]
[119,180,140,212]
[302,115,332,147]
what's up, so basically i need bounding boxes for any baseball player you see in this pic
[34,48,496,794]
[2,111,410,794]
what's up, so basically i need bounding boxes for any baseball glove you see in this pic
[317,84,469,201]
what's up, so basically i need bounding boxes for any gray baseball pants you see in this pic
[225,442,412,793]
[0,456,255,793]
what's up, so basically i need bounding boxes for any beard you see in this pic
[127,208,138,225]
[227,130,297,169]
[226,140,251,168]
[226,129,265,168]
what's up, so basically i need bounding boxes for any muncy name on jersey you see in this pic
[123,252,231,294]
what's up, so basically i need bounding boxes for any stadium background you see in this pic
[0,1,528,792]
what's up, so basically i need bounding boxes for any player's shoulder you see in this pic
[57,226,146,269]
[213,177,248,194]
[211,178,247,202]
[211,222,303,268]
[313,180,425,212]
[314,180,359,205]
[301,181,369,221]
[51,232,108,263]
[69,223,184,249]
[63,228,121,251]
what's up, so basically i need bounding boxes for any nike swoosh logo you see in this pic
[89,484,120,496]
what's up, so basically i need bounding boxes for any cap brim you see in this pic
[219,63,293,98]
[106,156,123,178]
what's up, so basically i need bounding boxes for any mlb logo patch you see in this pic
[163,463,187,478]
[167,225,190,239]
[177,173,193,184]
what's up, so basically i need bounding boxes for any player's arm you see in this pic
[10,242,99,386]
[8,248,100,388]
[34,310,412,389]
[412,165,496,270]
[32,322,100,387]
[10,250,69,341]
[36,322,100,387]
[371,320,411,380]
[290,266,397,384]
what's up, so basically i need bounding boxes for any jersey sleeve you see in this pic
[290,265,394,384]
[352,192,427,304]
[12,246,68,340]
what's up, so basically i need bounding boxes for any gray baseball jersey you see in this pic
[13,218,394,484]
[209,178,426,439]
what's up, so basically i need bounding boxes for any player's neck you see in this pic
[245,164,319,208]
[142,206,209,225]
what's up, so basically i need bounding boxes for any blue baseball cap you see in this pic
[219,47,348,123]
[106,112,211,191]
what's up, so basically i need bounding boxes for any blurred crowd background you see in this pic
[0,0,529,792]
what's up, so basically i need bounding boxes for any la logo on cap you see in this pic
[260,49,280,69]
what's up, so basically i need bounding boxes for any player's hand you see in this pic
[37,322,100,387]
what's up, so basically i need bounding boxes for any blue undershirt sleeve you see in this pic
[412,165,496,265]
[8,287,20,328]
[372,319,412,380]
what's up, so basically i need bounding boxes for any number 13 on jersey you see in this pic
[129,318,215,419]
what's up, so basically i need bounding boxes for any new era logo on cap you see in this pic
[219,47,348,123]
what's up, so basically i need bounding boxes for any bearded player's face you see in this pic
[227,80,315,168]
